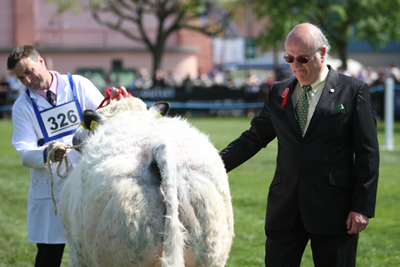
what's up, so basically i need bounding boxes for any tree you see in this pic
[249,0,400,69]
[47,0,232,79]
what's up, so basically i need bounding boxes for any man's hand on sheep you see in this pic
[110,86,130,100]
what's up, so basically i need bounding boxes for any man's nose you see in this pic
[24,75,31,83]
[293,59,303,67]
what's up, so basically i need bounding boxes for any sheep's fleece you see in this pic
[60,97,234,267]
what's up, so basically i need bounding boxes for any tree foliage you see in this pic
[47,0,231,78]
[250,0,400,68]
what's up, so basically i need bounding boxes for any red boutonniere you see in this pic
[281,87,289,108]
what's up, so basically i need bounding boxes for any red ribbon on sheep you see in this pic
[96,88,132,110]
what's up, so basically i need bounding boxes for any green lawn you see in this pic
[0,117,399,266]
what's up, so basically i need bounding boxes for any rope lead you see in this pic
[46,141,82,215]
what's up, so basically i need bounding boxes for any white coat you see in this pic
[11,71,104,244]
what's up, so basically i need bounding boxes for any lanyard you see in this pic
[26,73,83,146]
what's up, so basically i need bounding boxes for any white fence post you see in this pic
[384,77,394,151]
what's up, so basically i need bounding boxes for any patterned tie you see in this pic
[295,85,312,136]
[46,90,57,106]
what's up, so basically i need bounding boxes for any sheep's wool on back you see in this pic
[60,97,234,267]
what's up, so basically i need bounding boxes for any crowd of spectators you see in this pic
[127,67,283,98]
[121,65,400,118]
[1,64,399,119]
[339,63,400,87]
[126,64,400,92]
[337,64,400,120]
[0,70,27,118]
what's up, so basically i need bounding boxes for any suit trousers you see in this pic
[265,214,358,267]
[35,243,65,267]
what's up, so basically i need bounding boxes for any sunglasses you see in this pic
[283,48,321,64]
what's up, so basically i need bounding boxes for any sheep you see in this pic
[60,97,234,266]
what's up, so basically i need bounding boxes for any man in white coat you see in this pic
[7,45,126,266]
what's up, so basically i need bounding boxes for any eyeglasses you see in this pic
[283,48,321,64]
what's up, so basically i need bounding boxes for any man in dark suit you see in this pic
[220,23,379,266]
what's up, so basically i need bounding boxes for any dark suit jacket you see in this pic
[220,66,379,235]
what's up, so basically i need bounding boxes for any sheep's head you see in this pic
[72,97,170,153]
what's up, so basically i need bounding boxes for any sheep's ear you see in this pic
[82,110,103,132]
[150,101,170,117]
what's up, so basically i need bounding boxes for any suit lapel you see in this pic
[278,78,302,135]
[54,72,70,103]
[28,88,53,109]
[306,67,341,135]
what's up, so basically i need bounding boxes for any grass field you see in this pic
[0,117,399,266]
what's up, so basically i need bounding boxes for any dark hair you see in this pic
[7,45,40,70]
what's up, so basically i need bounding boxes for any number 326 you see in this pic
[47,110,78,130]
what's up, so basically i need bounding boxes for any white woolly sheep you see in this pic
[60,97,234,267]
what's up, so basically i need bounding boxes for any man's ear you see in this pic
[82,110,103,132]
[38,55,46,66]
[150,101,170,117]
